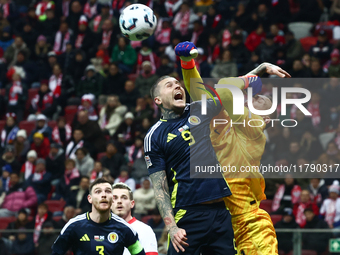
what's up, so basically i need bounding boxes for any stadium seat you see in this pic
[288,22,313,40]
[45,200,66,213]
[259,199,273,213]
[301,250,317,255]
[270,215,282,225]
[0,217,16,229]
[97,152,107,161]
[48,120,57,129]
[64,105,78,124]
[300,36,318,53]
[141,215,152,224]
[128,74,138,82]
[0,120,5,131]
[19,121,36,136]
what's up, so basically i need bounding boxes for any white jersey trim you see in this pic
[61,213,86,235]
[144,121,162,152]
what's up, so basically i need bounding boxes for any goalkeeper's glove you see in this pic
[239,75,262,96]
[175,41,198,69]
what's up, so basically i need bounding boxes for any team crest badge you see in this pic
[188,116,201,125]
[107,232,119,243]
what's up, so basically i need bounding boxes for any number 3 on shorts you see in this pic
[96,246,104,255]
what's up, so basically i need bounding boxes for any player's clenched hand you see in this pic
[169,226,189,252]
[266,63,291,78]
[175,42,198,62]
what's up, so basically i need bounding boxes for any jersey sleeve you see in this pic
[124,228,145,255]
[51,222,75,255]
[144,129,166,175]
[140,226,158,254]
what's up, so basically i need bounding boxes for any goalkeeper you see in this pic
[175,41,290,255]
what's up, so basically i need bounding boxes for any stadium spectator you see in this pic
[102,63,127,96]
[133,177,155,218]
[67,176,91,215]
[201,5,224,36]
[32,35,51,63]
[290,110,313,141]
[53,22,71,55]
[30,132,50,159]
[77,93,98,121]
[147,208,165,240]
[83,0,100,20]
[4,36,30,67]
[256,33,278,64]
[20,149,37,181]
[100,140,125,179]
[3,208,31,240]
[136,41,159,76]
[72,15,95,56]
[45,143,65,184]
[26,158,52,203]
[285,31,304,65]
[310,58,327,78]
[299,130,323,161]
[272,174,302,214]
[211,49,237,78]
[36,7,59,43]
[245,24,265,53]
[0,145,21,174]
[11,227,35,255]
[293,190,319,228]
[28,114,52,142]
[156,54,175,77]
[89,3,115,34]
[65,129,92,159]
[75,147,94,177]
[228,33,250,73]
[89,161,108,182]
[28,80,57,121]
[14,129,30,164]
[5,73,27,122]
[114,167,136,191]
[48,63,63,99]
[328,49,340,77]
[51,116,72,147]
[76,64,103,98]
[131,149,149,181]
[98,95,127,136]
[172,2,198,40]
[317,141,340,165]
[274,208,299,254]
[0,172,37,217]
[0,26,13,52]
[119,80,141,111]
[309,30,333,65]
[111,36,137,74]
[155,17,172,48]
[0,112,19,151]
[73,110,106,154]
[1,164,11,191]
[96,19,119,54]
[289,59,310,78]
[65,1,83,35]
[114,112,137,148]
[128,136,143,166]
[37,220,59,255]
[133,97,154,125]
[21,22,38,54]
[320,181,340,229]
[55,206,76,228]
[302,207,331,254]
[55,159,80,200]
[308,178,328,208]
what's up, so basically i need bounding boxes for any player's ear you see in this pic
[87,194,92,204]
[130,200,135,209]
[154,96,161,106]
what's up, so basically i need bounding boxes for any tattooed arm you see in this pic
[246,62,291,78]
[149,171,188,252]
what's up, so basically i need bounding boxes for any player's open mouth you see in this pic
[100,200,108,204]
[174,92,183,101]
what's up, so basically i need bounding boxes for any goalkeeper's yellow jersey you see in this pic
[210,109,267,216]
[182,66,266,216]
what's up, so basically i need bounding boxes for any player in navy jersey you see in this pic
[144,56,238,253]
[51,178,145,255]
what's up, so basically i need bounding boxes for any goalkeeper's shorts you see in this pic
[232,208,278,255]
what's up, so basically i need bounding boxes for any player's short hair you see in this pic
[89,178,112,194]
[150,75,171,99]
[112,183,133,200]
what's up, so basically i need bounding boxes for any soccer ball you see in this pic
[119,4,157,41]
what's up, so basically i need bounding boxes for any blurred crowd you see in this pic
[1,0,340,254]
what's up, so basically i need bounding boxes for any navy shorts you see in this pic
[168,202,236,255]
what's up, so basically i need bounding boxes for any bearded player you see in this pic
[175,41,290,255]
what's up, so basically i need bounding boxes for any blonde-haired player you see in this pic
[175,41,290,255]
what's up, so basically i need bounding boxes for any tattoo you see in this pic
[160,104,182,120]
[150,170,177,232]
[247,62,274,77]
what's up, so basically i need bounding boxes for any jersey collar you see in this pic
[128,217,137,224]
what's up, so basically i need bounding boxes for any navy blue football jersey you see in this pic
[144,100,231,208]
[51,212,144,255]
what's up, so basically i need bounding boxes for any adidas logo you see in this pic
[80,234,90,241]
[167,133,177,143]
